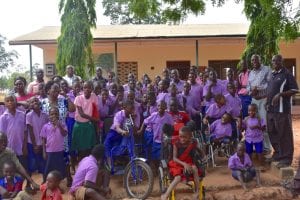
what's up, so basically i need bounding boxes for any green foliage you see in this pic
[56,0,97,79]
[0,34,18,72]
[95,53,114,71]
[104,0,205,24]
[240,0,300,66]
[0,71,31,90]
[102,0,167,24]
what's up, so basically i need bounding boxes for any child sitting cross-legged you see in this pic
[161,126,203,200]
[228,143,261,190]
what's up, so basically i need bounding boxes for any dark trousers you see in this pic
[267,112,294,165]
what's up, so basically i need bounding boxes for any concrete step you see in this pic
[271,162,295,180]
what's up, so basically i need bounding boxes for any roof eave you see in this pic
[9,34,247,45]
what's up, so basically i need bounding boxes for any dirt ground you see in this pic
[29,116,300,200]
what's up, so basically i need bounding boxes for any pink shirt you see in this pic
[238,71,249,95]
[0,110,26,155]
[27,80,43,95]
[40,122,67,152]
[74,93,99,123]
[70,155,98,193]
[26,110,49,145]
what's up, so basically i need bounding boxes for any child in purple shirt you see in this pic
[203,94,227,124]
[126,90,142,127]
[104,100,137,166]
[228,143,260,190]
[156,80,169,104]
[165,83,184,110]
[241,104,266,169]
[209,113,232,143]
[26,97,49,176]
[138,100,174,160]
[0,94,27,168]
[142,92,158,119]
[41,106,68,182]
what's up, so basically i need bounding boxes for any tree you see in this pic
[56,0,97,79]
[102,0,167,24]
[105,0,206,24]
[95,53,114,71]
[239,0,300,65]
[0,34,18,72]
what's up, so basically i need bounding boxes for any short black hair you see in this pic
[3,160,16,171]
[186,120,197,132]
[162,124,174,137]
[91,144,105,160]
[179,126,192,135]
[48,170,63,182]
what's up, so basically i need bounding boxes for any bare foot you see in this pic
[161,193,167,200]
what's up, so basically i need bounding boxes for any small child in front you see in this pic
[40,170,63,200]
[228,143,260,190]
[162,126,201,200]
[0,161,24,199]
[241,104,266,169]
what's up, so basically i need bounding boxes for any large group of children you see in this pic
[0,65,266,199]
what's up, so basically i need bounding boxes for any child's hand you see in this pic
[183,163,192,173]
[203,118,208,125]
[122,130,129,136]
[33,145,42,154]
[22,145,28,156]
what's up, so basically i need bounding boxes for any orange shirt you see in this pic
[40,184,63,200]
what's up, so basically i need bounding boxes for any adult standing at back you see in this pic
[266,55,298,168]
[238,59,251,118]
[170,69,185,93]
[63,65,81,87]
[247,54,272,155]
[27,69,44,95]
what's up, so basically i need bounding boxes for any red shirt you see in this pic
[40,184,63,200]
[169,111,190,143]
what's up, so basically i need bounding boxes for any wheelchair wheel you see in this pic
[124,160,154,199]
[159,166,168,193]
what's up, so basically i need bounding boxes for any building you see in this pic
[9,24,300,85]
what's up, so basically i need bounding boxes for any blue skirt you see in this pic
[27,143,45,173]
[66,117,75,152]
[43,151,66,182]
[151,142,162,160]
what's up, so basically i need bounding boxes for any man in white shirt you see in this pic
[63,65,81,87]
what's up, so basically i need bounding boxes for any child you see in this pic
[203,94,228,124]
[40,170,63,200]
[72,81,99,159]
[41,106,68,182]
[104,100,137,164]
[156,80,169,104]
[126,90,142,127]
[0,94,27,169]
[142,92,158,119]
[138,100,173,160]
[241,104,265,169]
[37,83,47,101]
[209,113,232,144]
[166,83,184,110]
[70,145,109,200]
[161,124,175,163]
[228,143,260,190]
[0,161,24,199]
[98,88,113,142]
[26,97,48,179]
[110,85,125,114]
[162,126,202,200]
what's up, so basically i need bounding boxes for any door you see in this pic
[166,61,191,80]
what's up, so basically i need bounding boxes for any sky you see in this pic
[0,0,298,74]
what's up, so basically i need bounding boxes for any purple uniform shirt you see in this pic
[26,110,49,146]
[228,152,252,170]
[0,110,26,155]
[171,80,185,93]
[144,112,174,143]
[0,105,5,116]
[210,119,232,139]
[182,93,201,117]
[242,117,265,143]
[70,155,98,193]
[203,80,226,107]
[156,92,168,104]
[225,93,242,118]
[190,82,203,107]
[110,110,139,131]
[205,103,228,119]
[40,122,67,152]
[66,90,76,118]
[98,96,113,119]
[165,93,184,109]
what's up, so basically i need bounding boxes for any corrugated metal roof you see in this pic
[9,24,249,45]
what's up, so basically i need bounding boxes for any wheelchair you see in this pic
[158,135,206,200]
[106,115,154,199]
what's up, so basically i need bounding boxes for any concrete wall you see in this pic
[37,37,300,84]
